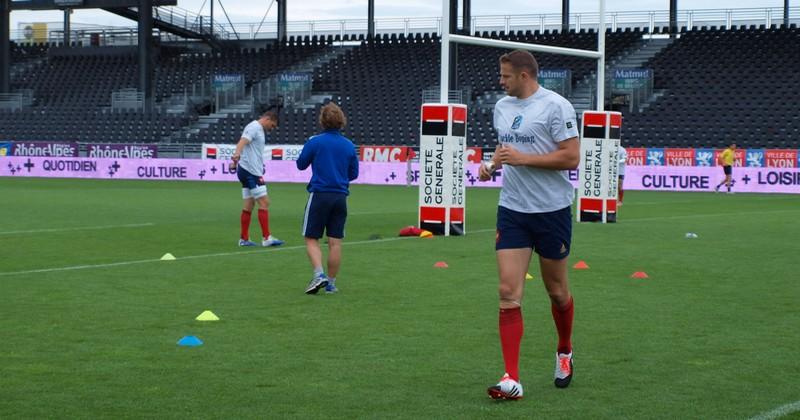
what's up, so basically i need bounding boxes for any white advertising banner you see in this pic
[202,143,304,161]
[418,103,467,236]
[577,111,622,223]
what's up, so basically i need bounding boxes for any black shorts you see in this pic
[723,165,732,176]
[302,192,348,239]
[496,206,572,260]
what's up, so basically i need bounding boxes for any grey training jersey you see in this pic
[239,120,266,176]
[494,86,579,213]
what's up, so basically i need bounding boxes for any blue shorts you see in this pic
[302,192,348,239]
[723,165,732,176]
[237,166,267,199]
[496,206,572,260]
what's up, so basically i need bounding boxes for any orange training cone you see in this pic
[572,260,589,270]
[631,271,649,279]
[434,261,449,268]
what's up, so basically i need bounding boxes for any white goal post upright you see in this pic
[426,0,620,229]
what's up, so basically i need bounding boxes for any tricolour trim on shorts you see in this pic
[301,192,315,236]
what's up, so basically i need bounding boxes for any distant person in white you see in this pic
[479,49,580,400]
[231,110,284,247]
[618,145,627,205]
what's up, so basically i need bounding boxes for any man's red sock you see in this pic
[240,210,252,240]
[499,307,523,381]
[258,209,270,239]
[551,297,574,355]
[619,189,624,202]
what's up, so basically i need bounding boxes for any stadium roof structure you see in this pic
[9,0,175,10]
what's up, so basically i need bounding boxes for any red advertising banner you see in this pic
[764,149,798,168]
[665,148,694,166]
[360,146,416,162]
[466,147,482,164]
[627,148,647,166]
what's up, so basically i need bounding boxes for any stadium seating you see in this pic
[0,107,194,143]
[621,25,800,148]
[2,26,797,149]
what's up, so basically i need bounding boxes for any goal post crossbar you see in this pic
[439,0,607,110]
[447,34,603,60]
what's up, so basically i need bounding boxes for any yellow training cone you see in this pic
[525,273,534,281]
[161,253,176,261]
[196,310,220,321]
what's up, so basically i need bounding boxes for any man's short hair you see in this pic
[319,102,347,130]
[261,110,279,124]
[499,49,539,78]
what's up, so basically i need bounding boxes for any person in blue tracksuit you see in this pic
[296,102,359,295]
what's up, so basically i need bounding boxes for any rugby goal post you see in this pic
[420,0,620,230]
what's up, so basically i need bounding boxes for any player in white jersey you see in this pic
[618,145,627,205]
[231,110,284,247]
[479,50,580,399]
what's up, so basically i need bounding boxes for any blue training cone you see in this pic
[177,335,203,347]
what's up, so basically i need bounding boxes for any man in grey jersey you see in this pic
[231,110,284,248]
[479,50,580,400]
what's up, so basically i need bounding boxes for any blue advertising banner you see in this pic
[746,149,765,167]
[212,74,244,91]
[613,68,652,90]
[694,148,715,166]
[538,68,571,97]
[646,148,665,166]
[0,142,12,157]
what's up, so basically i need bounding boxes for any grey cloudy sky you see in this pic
[10,0,789,29]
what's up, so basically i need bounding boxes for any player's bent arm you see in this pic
[479,145,503,181]
[522,137,580,170]
[296,139,316,170]
[348,153,359,180]
[232,137,250,161]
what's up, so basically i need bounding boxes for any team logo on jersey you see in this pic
[511,115,523,130]
[566,121,573,129]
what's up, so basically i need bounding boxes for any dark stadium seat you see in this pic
[3,26,796,149]
[620,26,799,148]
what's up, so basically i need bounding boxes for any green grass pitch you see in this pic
[1,177,799,419]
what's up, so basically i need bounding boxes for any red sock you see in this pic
[499,307,523,381]
[257,209,270,239]
[618,189,624,202]
[240,210,251,240]
[551,297,574,355]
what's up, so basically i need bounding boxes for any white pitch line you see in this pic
[750,400,800,420]
[0,228,496,277]
[0,223,155,235]
[348,210,416,216]
[632,196,800,205]
[623,209,800,223]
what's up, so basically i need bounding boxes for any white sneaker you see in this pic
[262,235,284,247]
[305,273,329,295]
[554,352,573,388]
[487,373,523,400]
